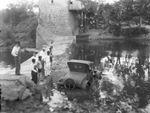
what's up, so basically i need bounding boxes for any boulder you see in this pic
[17,75,36,92]
[20,89,32,100]
[1,75,35,101]
[2,81,26,101]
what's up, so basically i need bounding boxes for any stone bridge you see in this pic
[36,0,81,49]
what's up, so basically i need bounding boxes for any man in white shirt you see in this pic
[39,48,46,77]
[11,41,21,75]
[39,48,46,60]
[32,52,38,63]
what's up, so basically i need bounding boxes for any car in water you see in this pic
[57,59,94,90]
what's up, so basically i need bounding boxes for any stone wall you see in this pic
[36,0,78,49]
[0,11,5,30]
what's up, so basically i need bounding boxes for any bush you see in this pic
[109,24,121,37]
[109,24,149,38]
[121,27,149,38]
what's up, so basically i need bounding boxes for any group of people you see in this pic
[11,41,54,100]
[31,46,53,84]
[11,41,54,84]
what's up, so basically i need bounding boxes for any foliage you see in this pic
[3,0,36,26]
[0,0,38,48]
[101,80,114,95]
[109,25,149,37]
[121,27,149,38]
[109,23,122,37]
[79,0,150,37]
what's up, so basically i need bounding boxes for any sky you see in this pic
[92,0,119,4]
[103,0,119,4]
[0,0,118,10]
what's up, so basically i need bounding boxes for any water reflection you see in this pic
[70,40,150,66]
[68,40,150,112]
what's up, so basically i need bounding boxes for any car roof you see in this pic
[67,59,94,65]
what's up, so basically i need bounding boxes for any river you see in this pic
[70,40,150,61]
[1,40,150,112]
[69,40,150,112]
[1,40,150,74]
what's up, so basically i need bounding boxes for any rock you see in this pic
[17,75,36,92]
[20,89,32,100]
[2,81,26,101]
[2,75,35,101]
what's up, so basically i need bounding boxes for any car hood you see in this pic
[64,72,87,85]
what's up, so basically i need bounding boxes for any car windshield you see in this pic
[68,63,89,73]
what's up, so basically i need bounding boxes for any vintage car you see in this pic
[58,59,94,90]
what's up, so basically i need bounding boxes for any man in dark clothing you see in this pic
[116,52,121,64]
[31,59,38,84]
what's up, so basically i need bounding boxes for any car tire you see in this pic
[64,78,76,89]
[81,80,90,90]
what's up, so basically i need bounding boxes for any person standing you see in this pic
[39,48,46,61]
[37,56,43,81]
[116,51,121,64]
[44,51,51,76]
[32,52,38,62]
[11,41,21,75]
[49,49,53,67]
[39,48,46,77]
[31,59,38,84]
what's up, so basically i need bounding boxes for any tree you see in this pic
[134,0,150,25]
[0,0,38,48]
[3,0,37,26]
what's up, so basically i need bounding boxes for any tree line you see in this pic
[0,0,38,47]
[79,0,150,37]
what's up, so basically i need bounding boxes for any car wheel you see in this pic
[85,82,90,90]
[81,80,91,90]
[64,78,76,89]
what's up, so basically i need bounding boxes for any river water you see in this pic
[70,40,150,63]
[1,40,150,73]
[69,40,150,112]
[46,39,150,113]
[1,40,150,112]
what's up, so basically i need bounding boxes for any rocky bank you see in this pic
[0,35,74,113]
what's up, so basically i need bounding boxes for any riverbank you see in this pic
[2,35,150,113]
[97,34,150,40]
[0,36,74,112]
[4,36,74,76]
[84,29,150,40]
